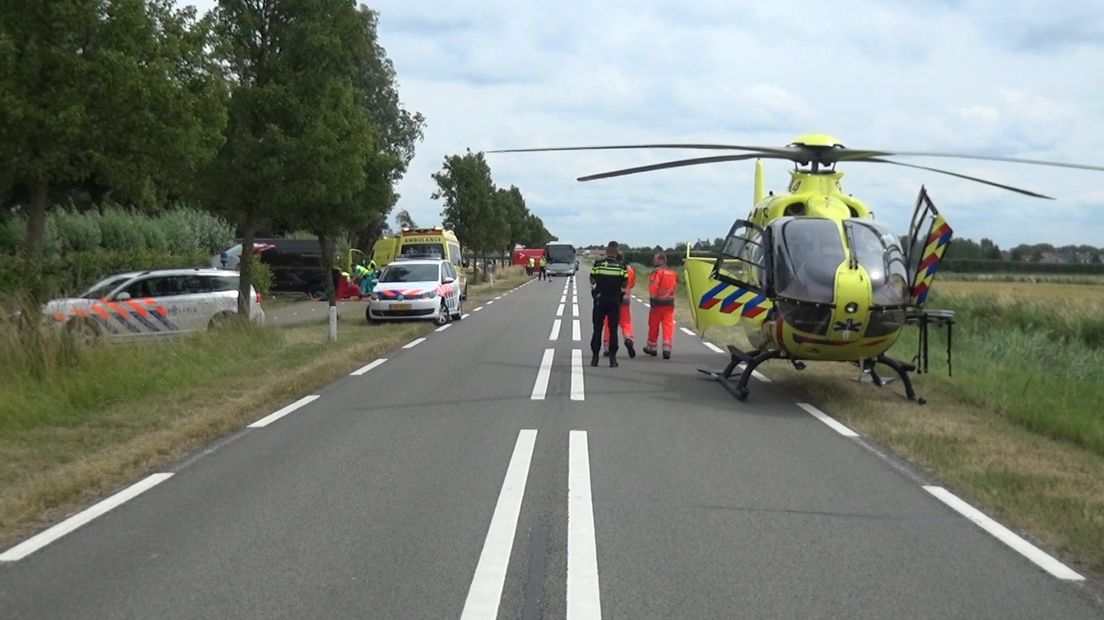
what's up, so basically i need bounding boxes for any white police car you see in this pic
[44,268,265,341]
[366,259,462,326]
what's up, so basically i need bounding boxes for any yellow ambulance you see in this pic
[371,228,467,297]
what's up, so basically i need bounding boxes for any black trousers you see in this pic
[591,296,621,356]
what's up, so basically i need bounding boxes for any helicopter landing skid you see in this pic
[697,346,781,402]
[871,355,925,405]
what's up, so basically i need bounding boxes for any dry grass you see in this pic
[0,270,528,550]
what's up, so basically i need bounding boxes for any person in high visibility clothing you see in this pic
[527,256,536,277]
[539,255,548,281]
[354,263,377,296]
[644,252,677,359]
[602,262,636,358]
[590,241,628,367]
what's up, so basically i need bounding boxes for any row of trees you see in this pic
[0,0,424,310]
[432,151,555,277]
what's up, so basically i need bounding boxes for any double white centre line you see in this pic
[460,430,538,619]
[549,319,562,341]
[571,350,585,401]
[572,320,581,341]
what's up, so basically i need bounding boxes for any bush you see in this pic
[0,217,25,255]
[97,208,147,252]
[50,207,102,253]
[159,207,234,254]
[251,260,273,296]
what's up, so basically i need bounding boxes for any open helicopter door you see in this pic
[904,187,953,307]
[705,219,771,318]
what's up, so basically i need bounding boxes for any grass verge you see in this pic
[0,269,527,550]
[645,271,1104,578]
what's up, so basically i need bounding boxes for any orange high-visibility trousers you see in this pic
[647,305,675,351]
[603,303,633,346]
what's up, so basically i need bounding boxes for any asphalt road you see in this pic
[2,274,1102,619]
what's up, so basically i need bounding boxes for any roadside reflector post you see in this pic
[328,305,338,343]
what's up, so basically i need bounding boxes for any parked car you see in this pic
[44,269,264,341]
[366,259,462,326]
[212,239,328,296]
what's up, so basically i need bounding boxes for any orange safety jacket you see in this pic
[621,265,637,305]
[649,267,677,306]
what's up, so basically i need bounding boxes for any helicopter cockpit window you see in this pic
[845,221,909,306]
[776,218,845,303]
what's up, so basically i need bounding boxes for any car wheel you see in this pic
[365,305,380,325]
[208,312,235,330]
[451,297,463,321]
[434,301,449,326]
[65,318,100,345]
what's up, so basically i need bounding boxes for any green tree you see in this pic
[395,209,417,230]
[433,150,497,279]
[208,0,383,315]
[0,0,226,297]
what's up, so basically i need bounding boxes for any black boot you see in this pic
[591,352,599,367]
[643,346,657,357]
[663,350,671,360]
[625,338,636,358]
[609,355,619,368]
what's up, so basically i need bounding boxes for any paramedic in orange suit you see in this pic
[644,252,677,359]
[603,262,636,358]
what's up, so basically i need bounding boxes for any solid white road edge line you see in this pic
[556,303,565,317]
[679,326,695,336]
[350,358,388,376]
[703,342,724,354]
[0,473,174,562]
[435,324,452,333]
[531,349,555,400]
[923,486,1084,581]
[796,402,859,437]
[572,319,581,341]
[571,349,585,401]
[403,337,428,349]
[460,430,539,619]
[248,395,321,428]
[549,319,562,341]
[568,430,602,619]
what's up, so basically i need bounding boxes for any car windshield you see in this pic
[81,275,133,299]
[546,245,575,263]
[380,264,439,283]
[399,243,444,259]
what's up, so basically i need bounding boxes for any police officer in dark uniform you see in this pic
[590,241,628,367]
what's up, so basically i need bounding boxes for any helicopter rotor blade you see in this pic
[577,153,782,182]
[846,150,1104,172]
[487,143,793,157]
[865,157,1055,199]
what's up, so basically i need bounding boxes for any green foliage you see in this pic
[251,260,273,296]
[0,0,227,290]
[434,150,497,255]
[51,208,103,253]
[0,217,23,255]
[0,250,208,297]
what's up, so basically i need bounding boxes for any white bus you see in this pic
[544,242,578,276]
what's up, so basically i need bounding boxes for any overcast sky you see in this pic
[188,0,1104,249]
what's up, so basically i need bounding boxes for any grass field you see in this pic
[0,269,527,549]
[633,267,1104,577]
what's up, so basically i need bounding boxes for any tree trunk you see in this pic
[23,178,49,302]
[318,232,338,343]
[237,208,258,318]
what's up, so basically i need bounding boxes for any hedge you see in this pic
[0,251,210,297]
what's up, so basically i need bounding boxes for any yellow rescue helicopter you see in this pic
[490,134,1104,402]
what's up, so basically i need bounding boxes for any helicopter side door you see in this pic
[702,219,772,319]
[904,187,953,307]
